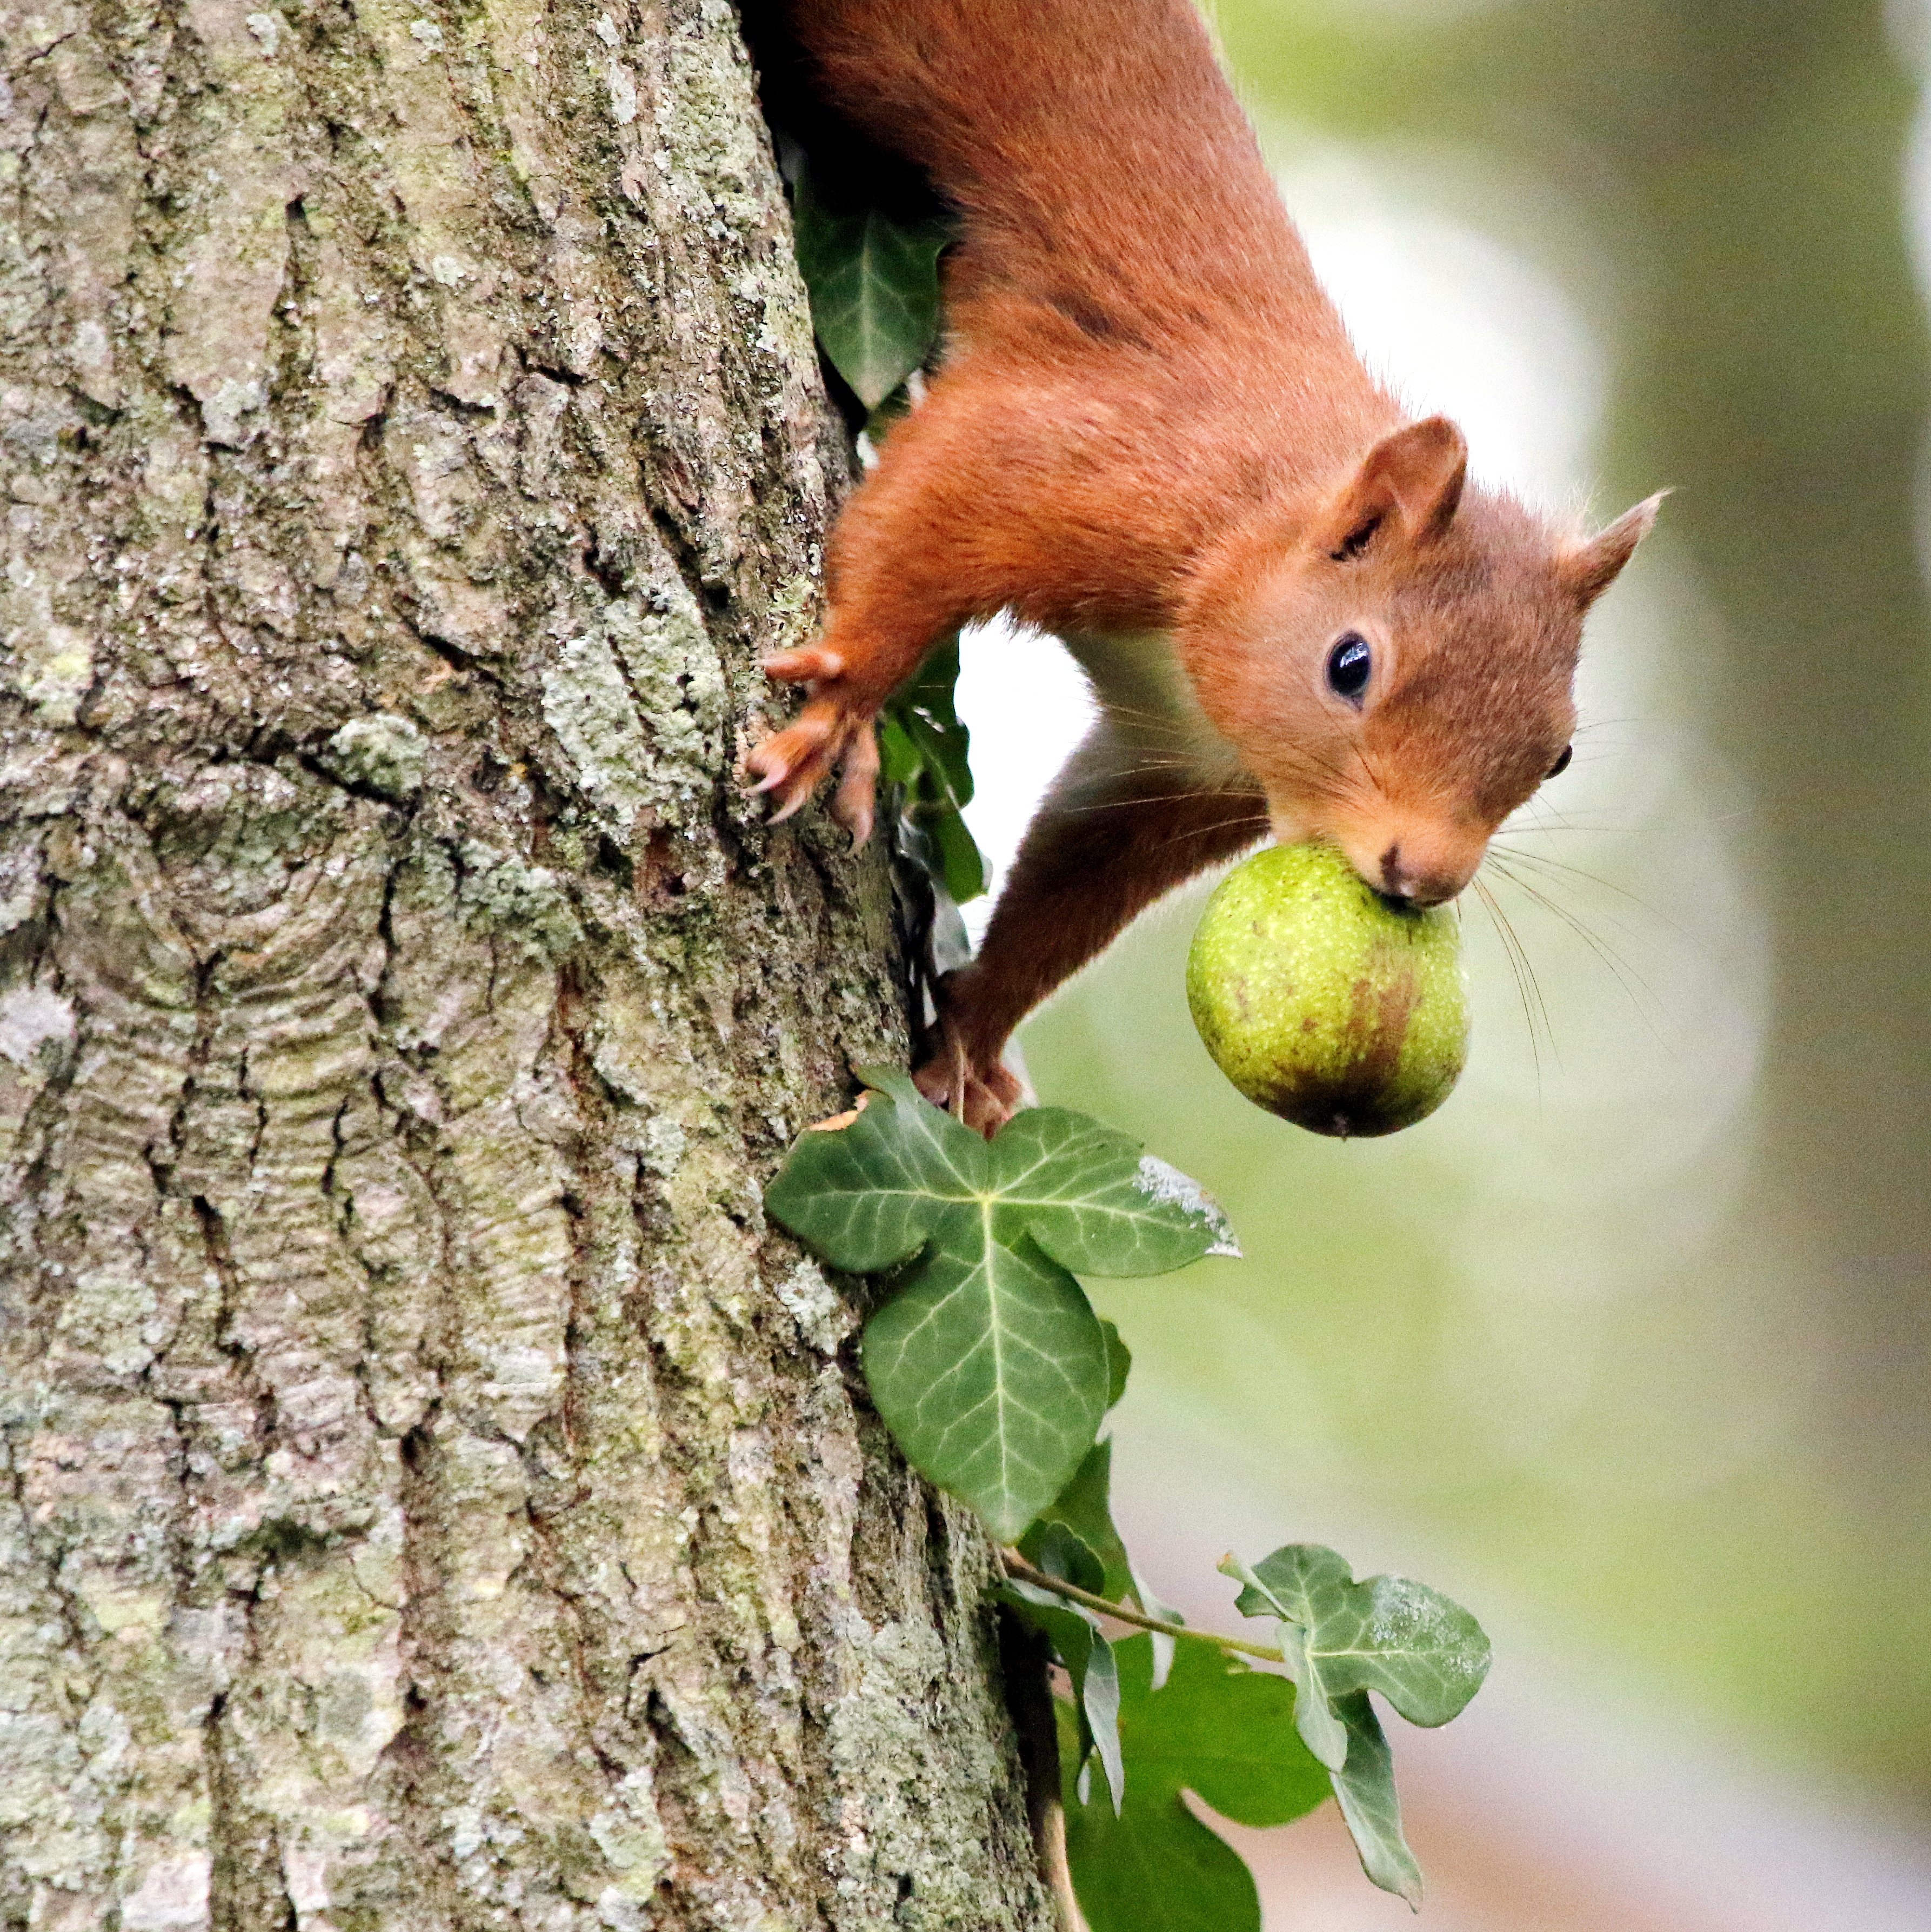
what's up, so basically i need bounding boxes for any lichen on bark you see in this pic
[0,0,1054,1924]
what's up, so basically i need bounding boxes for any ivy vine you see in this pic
[771,140,1492,1924]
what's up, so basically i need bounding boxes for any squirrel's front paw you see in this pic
[747,648,880,841]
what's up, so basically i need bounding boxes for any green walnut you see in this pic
[1186,843,1469,1137]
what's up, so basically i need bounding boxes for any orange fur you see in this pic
[750,0,1659,1131]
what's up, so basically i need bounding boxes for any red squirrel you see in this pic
[749,0,1660,1132]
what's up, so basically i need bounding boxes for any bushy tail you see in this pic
[782,0,1304,313]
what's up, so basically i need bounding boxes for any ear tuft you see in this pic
[1319,416,1469,557]
[1568,490,1667,606]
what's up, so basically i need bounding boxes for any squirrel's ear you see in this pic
[1566,491,1667,606]
[1318,416,1468,559]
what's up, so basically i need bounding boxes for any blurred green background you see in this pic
[962,0,1931,1859]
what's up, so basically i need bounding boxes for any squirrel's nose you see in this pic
[1378,843,1465,907]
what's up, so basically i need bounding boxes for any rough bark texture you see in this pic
[0,0,1053,1926]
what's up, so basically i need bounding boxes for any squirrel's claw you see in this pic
[913,1021,1025,1138]
[747,689,879,841]
[831,725,879,842]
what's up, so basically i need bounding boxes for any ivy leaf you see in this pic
[985,1109,1239,1278]
[764,1066,987,1274]
[789,159,950,409]
[1222,1545,1490,1906]
[863,1220,1106,1539]
[1005,1583,1124,1813]
[1019,1438,1133,1606]
[1061,1635,1329,1932]
[927,807,986,906]
[1328,1691,1423,1907]
[1100,1319,1132,1409]
[1130,1561,1184,1690]
[1226,1545,1491,1753]
[1023,1519,1108,1599]
[766,1071,1234,1538]
[881,634,985,904]
[891,637,975,810]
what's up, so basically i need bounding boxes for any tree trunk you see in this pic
[0,1,1053,1927]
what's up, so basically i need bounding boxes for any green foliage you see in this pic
[766,1075,1493,1912]
[1059,1636,1331,1932]
[1006,1580,1126,1814]
[878,634,986,905]
[1226,1545,1492,1757]
[765,1068,1232,1538]
[1020,1440,1134,1606]
[785,163,984,910]
[787,154,951,412]
[1226,1546,1491,1903]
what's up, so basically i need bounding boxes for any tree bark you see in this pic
[0,1,1053,1927]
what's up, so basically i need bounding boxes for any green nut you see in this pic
[1186,843,1469,1138]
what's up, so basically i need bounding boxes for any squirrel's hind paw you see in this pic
[913,1042,1024,1138]
[746,694,879,841]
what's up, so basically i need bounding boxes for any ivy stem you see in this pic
[1001,1556,1285,1664]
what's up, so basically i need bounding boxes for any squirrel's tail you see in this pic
[780,0,1307,319]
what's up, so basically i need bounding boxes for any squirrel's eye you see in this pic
[1325,633,1372,707]
[1547,744,1573,778]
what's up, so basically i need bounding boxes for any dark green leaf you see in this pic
[1004,1584,1124,1812]
[766,1071,1237,1537]
[1020,1439,1132,1606]
[789,164,950,410]
[1023,1519,1108,1599]
[894,637,975,808]
[985,1110,1239,1277]
[865,1226,1107,1541]
[929,806,986,904]
[1061,1636,1329,1932]
[1100,1319,1132,1409]
[763,1071,985,1274]
[881,635,986,904]
[876,711,923,790]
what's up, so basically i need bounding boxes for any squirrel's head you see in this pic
[1182,416,1662,905]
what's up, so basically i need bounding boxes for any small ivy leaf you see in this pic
[789,159,950,410]
[1100,1319,1132,1409]
[1329,1691,1424,1908]
[1226,1545,1491,1733]
[1222,1545,1489,1904]
[1061,1635,1329,1932]
[1084,1632,1125,1813]
[876,711,923,790]
[1023,1517,1109,1600]
[929,806,986,905]
[1128,1561,1184,1689]
[1003,1586,1125,1813]
[896,635,975,802]
[1020,1438,1133,1606]
[881,634,986,905]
